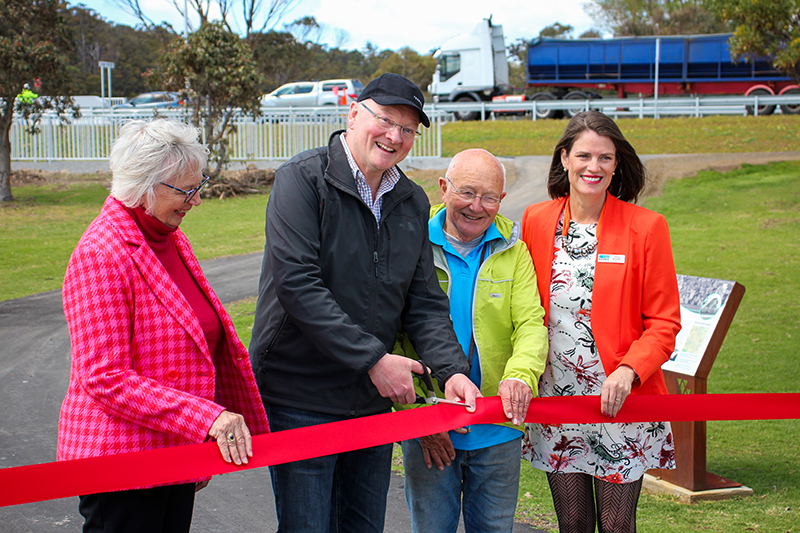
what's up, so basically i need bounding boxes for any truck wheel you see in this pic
[564,91,590,118]
[530,93,562,119]
[454,96,480,121]
[779,88,800,115]
[745,88,776,116]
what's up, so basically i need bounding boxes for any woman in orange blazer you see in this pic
[520,111,681,533]
[59,120,269,533]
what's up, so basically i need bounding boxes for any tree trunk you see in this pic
[0,113,14,202]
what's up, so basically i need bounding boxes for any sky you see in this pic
[74,0,599,54]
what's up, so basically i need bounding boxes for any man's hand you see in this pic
[443,373,481,412]
[419,432,455,470]
[368,353,424,404]
[498,380,532,426]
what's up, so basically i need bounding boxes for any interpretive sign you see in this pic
[662,276,739,376]
[649,274,745,492]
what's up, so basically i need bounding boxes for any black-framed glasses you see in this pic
[160,173,211,203]
[445,176,502,207]
[360,103,421,140]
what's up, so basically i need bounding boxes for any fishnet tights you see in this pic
[546,472,643,533]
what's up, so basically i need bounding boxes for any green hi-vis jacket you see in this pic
[394,204,548,429]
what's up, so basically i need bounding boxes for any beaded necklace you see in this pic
[560,197,606,260]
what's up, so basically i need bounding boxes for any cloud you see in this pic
[304,0,596,52]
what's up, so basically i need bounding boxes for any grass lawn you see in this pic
[0,180,270,301]
[225,160,800,532]
[441,114,800,157]
[2,115,799,530]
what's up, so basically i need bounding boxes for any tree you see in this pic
[539,22,574,39]
[661,2,729,35]
[0,0,76,202]
[584,0,727,36]
[709,0,800,81]
[251,30,310,91]
[157,21,263,176]
[114,0,298,44]
[506,38,529,91]
[372,48,436,93]
[584,0,660,36]
[65,5,179,98]
[579,29,604,38]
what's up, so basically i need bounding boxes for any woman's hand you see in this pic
[601,365,637,418]
[208,410,253,465]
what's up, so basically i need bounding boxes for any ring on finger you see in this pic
[227,433,236,443]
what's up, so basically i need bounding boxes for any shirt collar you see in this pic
[429,207,503,247]
[339,133,401,188]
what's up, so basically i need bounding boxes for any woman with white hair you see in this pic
[58,119,269,532]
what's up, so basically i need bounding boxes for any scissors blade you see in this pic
[428,397,469,406]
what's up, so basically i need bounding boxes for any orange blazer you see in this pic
[521,194,681,396]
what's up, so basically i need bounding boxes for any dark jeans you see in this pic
[78,483,195,533]
[264,403,393,533]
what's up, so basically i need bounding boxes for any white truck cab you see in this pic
[429,18,508,119]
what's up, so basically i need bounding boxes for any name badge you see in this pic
[598,254,625,264]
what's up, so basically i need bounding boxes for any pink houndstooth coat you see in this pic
[58,196,269,467]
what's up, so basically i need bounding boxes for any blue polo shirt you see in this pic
[429,209,522,451]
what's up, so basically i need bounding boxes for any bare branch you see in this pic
[110,0,158,28]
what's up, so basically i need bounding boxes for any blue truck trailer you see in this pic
[526,33,799,117]
[429,20,799,119]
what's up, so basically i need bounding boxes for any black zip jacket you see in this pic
[249,132,468,417]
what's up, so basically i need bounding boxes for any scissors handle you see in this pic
[416,359,436,392]
[412,359,470,406]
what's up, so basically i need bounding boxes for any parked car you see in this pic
[261,79,364,107]
[113,92,184,109]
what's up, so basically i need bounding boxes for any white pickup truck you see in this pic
[261,78,364,107]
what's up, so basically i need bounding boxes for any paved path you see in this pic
[0,262,543,532]
[5,151,799,531]
[0,156,550,532]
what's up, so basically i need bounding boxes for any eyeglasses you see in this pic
[360,103,421,141]
[445,176,502,207]
[160,174,211,203]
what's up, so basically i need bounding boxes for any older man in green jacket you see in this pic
[397,148,548,533]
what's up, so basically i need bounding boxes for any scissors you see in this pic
[414,360,469,406]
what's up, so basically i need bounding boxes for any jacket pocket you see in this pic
[257,312,290,372]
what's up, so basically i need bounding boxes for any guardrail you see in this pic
[12,93,797,162]
[10,106,444,162]
[429,94,800,121]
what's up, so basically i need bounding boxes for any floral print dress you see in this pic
[522,213,675,484]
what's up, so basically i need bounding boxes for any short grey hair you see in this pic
[109,119,209,208]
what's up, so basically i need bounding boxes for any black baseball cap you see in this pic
[357,73,430,128]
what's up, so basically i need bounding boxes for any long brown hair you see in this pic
[547,111,646,203]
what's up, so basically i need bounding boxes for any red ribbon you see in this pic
[1,393,798,507]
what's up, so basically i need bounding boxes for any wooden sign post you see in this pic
[648,275,746,492]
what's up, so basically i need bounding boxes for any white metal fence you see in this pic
[12,94,798,162]
[431,94,800,122]
[10,106,444,162]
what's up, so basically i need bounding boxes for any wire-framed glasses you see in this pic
[360,103,421,140]
[445,176,502,207]
[160,173,211,203]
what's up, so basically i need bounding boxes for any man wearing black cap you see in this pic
[250,73,480,532]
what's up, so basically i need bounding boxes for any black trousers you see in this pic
[78,483,195,533]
